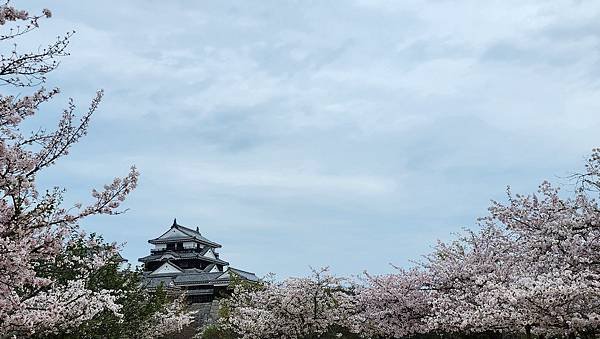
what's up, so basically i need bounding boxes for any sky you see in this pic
[13,0,600,278]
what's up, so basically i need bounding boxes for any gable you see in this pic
[150,262,183,275]
[204,249,216,259]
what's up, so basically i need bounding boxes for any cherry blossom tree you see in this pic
[0,2,143,336]
[213,150,600,339]
[138,293,197,338]
[38,234,195,339]
[222,268,356,339]
[349,267,432,338]
[423,150,600,338]
[483,179,600,337]
[423,225,525,336]
[339,153,600,339]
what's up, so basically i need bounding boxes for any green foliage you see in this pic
[201,324,238,339]
[33,234,173,339]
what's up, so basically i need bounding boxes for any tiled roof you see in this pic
[175,224,222,247]
[174,272,223,284]
[148,220,222,248]
[141,267,259,287]
[142,276,177,289]
[138,250,229,266]
[226,268,260,282]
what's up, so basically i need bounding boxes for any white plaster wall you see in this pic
[204,249,216,259]
[150,262,181,275]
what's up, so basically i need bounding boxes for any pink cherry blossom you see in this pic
[0,3,139,337]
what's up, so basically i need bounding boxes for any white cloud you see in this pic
[23,0,600,277]
[169,164,397,195]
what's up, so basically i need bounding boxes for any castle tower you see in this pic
[139,219,258,303]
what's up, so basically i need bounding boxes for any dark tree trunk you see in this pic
[525,325,532,339]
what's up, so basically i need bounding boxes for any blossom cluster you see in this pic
[138,293,197,338]
[224,268,355,339]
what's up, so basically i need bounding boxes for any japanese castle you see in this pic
[139,219,259,303]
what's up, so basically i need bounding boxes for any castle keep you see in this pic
[139,219,258,303]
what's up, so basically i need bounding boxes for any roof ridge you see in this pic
[228,267,255,275]
[175,224,198,235]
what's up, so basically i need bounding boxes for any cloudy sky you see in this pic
[16,0,600,278]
